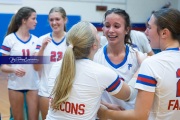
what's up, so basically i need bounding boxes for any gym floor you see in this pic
[0,72,10,120]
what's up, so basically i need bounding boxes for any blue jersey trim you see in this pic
[137,74,157,87]
[50,32,65,46]
[1,45,11,52]
[36,45,41,50]
[165,47,179,51]
[106,76,121,92]
[103,45,129,69]
[14,33,32,44]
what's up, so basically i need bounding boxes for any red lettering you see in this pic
[78,104,85,115]
[168,100,180,110]
[58,102,85,115]
[177,80,180,97]
[173,100,180,110]
[50,51,63,62]
[65,102,71,113]
[168,100,175,110]
[60,103,65,111]
[71,103,78,115]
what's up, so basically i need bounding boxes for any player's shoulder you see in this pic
[128,45,139,53]
[2,33,17,45]
[131,30,146,39]
[93,61,116,74]
[129,45,143,53]
[91,60,107,69]
[148,51,177,63]
[4,33,15,39]
[141,54,160,67]
[94,46,105,61]
[39,33,50,39]
[37,33,51,43]
[96,63,118,81]
[129,46,146,59]
[30,34,39,41]
[95,46,105,55]
[131,30,144,35]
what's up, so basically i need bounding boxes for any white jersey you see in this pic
[46,59,123,120]
[135,48,180,120]
[0,33,39,90]
[94,45,144,110]
[35,33,67,97]
[130,30,152,53]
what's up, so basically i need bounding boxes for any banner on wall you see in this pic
[0,0,22,4]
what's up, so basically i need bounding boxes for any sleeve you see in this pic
[93,49,101,63]
[106,76,124,95]
[135,58,157,92]
[35,36,43,53]
[47,61,62,95]
[97,66,123,95]
[0,36,13,55]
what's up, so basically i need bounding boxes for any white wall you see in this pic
[0,0,126,22]
[178,0,180,10]
[126,0,178,23]
[0,0,178,23]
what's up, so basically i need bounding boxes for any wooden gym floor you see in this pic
[0,71,10,120]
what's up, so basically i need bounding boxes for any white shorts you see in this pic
[38,89,50,97]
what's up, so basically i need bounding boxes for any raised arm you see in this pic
[33,37,51,71]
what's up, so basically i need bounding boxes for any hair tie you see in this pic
[68,44,73,48]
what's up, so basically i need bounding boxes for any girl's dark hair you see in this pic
[104,8,132,45]
[6,7,36,36]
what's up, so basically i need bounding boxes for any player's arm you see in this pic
[1,54,25,77]
[33,48,44,71]
[101,101,125,111]
[98,90,154,120]
[106,71,138,101]
[113,77,138,101]
[113,67,139,101]
[0,54,15,73]
[33,37,51,71]
[112,81,131,100]
[99,58,155,119]
[104,67,138,101]
[102,77,138,111]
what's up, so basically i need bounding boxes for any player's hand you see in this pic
[97,104,108,120]
[41,37,52,49]
[101,101,125,111]
[106,103,125,111]
[14,67,26,77]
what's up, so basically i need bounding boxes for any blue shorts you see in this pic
[8,89,29,93]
